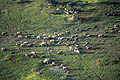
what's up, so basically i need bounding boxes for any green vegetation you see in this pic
[0,0,120,80]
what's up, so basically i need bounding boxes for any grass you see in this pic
[0,0,120,80]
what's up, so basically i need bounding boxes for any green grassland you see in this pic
[0,0,120,80]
